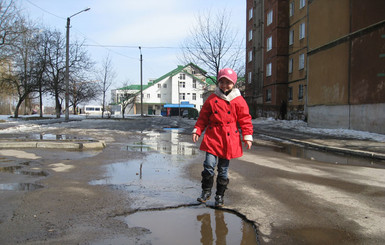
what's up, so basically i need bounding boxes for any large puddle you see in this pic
[91,129,260,244]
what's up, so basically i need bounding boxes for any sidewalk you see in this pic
[251,119,385,161]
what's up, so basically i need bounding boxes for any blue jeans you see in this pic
[203,152,230,179]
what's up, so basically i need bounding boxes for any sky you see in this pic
[19,0,246,102]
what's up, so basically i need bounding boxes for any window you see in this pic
[163,83,167,88]
[266,63,272,77]
[288,87,293,101]
[192,93,196,100]
[179,93,185,100]
[266,89,272,102]
[147,94,150,99]
[289,1,294,16]
[267,36,272,51]
[289,30,294,45]
[248,30,253,41]
[248,72,252,84]
[267,10,273,26]
[157,94,161,98]
[299,0,306,9]
[298,84,304,99]
[179,73,185,80]
[289,58,293,73]
[299,53,305,70]
[193,79,197,88]
[248,50,253,62]
[249,8,253,20]
[179,81,185,88]
[157,84,161,88]
[299,22,306,39]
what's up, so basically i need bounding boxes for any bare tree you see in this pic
[0,0,20,53]
[6,19,42,118]
[97,54,116,118]
[179,9,245,84]
[43,29,94,118]
[71,80,98,115]
[0,0,21,92]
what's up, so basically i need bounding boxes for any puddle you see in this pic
[89,153,197,206]
[126,129,198,155]
[0,183,44,191]
[0,165,48,176]
[124,207,257,245]
[92,206,258,245]
[277,144,385,168]
[8,133,90,141]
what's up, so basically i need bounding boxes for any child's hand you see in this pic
[244,140,252,149]
[192,133,199,143]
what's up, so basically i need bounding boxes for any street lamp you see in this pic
[65,7,90,121]
[139,46,143,117]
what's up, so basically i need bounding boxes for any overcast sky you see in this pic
[20,0,245,86]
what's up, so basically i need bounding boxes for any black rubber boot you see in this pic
[215,177,229,207]
[197,170,214,203]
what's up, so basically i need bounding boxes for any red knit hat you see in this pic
[218,68,237,85]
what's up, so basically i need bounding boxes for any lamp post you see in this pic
[65,7,90,121]
[139,46,143,117]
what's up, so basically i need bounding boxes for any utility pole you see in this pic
[65,8,90,121]
[139,46,143,116]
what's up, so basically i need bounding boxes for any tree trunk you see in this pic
[39,86,43,118]
[55,96,61,118]
[14,99,24,118]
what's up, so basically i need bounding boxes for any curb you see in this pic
[289,139,385,161]
[256,133,385,161]
[0,140,106,150]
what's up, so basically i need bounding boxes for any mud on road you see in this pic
[0,116,384,244]
[0,117,258,244]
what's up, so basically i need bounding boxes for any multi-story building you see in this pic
[245,0,264,117]
[263,0,289,118]
[307,0,385,134]
[246,0,385,134]
[111,63,214,116]
[287,0,307,120]
[246,0,289,119]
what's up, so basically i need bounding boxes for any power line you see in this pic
[84,44,180,49]
[24,0,65,20]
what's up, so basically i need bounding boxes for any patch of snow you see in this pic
[252,118,385,142]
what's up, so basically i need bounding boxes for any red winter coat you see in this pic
[193,88,253,160]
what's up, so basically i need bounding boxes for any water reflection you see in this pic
[126,129,197,156]
[0,183,44,191]
[277,144,385,168]
[7,133,89,141]
[121,207,258,245]
[0,165,48,176]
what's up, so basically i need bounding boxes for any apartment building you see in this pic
[245,0,264,117]
[287,0,307,120]
[246,0,385,133]
[111,63,214,116]
[307,0,385,133]
[246,0,290,119]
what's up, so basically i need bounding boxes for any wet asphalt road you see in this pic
[0,116,384,244]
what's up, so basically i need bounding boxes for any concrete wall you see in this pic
[350,103,385,134]
[308,103,385,134]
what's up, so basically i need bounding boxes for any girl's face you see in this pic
[218,78,234,92]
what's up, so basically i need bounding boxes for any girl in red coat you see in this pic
[192,68,253,207]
